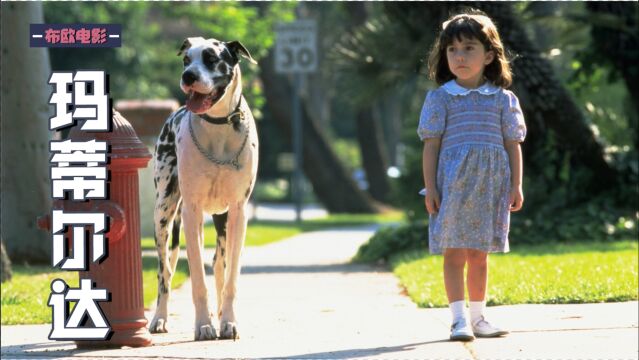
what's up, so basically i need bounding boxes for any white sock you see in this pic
[469,301,486,324]
[449,300,467,323]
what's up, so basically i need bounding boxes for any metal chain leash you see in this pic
[189,112,249,170]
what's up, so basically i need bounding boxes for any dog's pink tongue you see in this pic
[186,91,211,113]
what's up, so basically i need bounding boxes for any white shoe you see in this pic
[450,318,475,342]
[472,316,509,337]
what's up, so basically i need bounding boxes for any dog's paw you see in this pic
[149,317,168,333]
[194,324,217,341]
[219,321,239,340]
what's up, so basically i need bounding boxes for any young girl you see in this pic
[418,12,526,342]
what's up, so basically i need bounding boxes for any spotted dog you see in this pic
[149,37,258,341]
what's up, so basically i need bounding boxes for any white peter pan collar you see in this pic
[442,80,500,96]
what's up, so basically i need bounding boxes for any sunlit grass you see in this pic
[392,240,639,308]
[1,266,77,325]
[141,256,189,311]
[1,257,190,325]
[140,211,404,250]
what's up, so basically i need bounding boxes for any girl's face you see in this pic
[446,36,494,88]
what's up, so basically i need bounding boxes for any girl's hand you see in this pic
[425,188,441,215]
[509,185,524,212]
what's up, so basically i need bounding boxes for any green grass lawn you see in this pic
[1,266,78,325]
[140,211,404,250]
[1,257,190,325]
[392,240,639,308]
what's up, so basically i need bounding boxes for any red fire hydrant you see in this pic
[38,110,153,347]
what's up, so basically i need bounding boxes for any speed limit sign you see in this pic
[275,20,317,74]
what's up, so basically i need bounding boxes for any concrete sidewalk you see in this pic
[2,226,638,359]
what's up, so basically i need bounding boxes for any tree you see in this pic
[355,108,392,203]
[472,2,619,191]
[260,51,383,213]
[345,3,392,203]
[582,2,639,149]
[1,240,12,283]
[1,2,53,263]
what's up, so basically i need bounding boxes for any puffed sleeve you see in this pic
[501,90,526,142]
[417,90,446,140]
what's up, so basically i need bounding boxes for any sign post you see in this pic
[275,20,317,222]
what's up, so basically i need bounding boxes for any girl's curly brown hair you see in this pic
[428,11,512,88]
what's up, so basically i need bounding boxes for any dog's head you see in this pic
[177,37,257,114]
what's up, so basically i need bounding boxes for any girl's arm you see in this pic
[422,138,441,214]
[504,140,523,211]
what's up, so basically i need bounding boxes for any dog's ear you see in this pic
[226,41,258,65]
[177,38,192,56]
[177,37,205,56]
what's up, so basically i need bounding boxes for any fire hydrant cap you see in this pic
[69,110,152,169]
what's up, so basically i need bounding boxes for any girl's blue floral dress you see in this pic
[418,80,526,254]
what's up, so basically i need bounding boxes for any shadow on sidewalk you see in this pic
[241,263,384,275]
[199,260,384,276]
[257,340,451,360]
[2,341,75,357]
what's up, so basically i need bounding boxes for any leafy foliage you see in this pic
[330,12,432,107]
[571,3,638,87]
[45,3,173,99]
[44,2,296,105]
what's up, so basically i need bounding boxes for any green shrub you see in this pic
[510,200,637,244]
[252,179,290,203]
[354,222,428,263]
[356,205,636,263]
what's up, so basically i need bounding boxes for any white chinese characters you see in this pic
[50,140,107,200]
[51,210,107,270]
[48,70,112,341]
[49,70,109,131]
[48,279,110,339]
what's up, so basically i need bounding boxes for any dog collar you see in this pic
[188,110,250,170]
[199,96,245,125]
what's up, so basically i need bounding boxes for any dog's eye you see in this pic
[205,54,218,65]
[183,57,191,66]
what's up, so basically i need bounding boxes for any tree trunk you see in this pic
[477,2,618,190]
[1,240,12,283]
[260,51,382,213]
[356,108,391,203]
[1,2,53,263]
[347,2,392,203]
